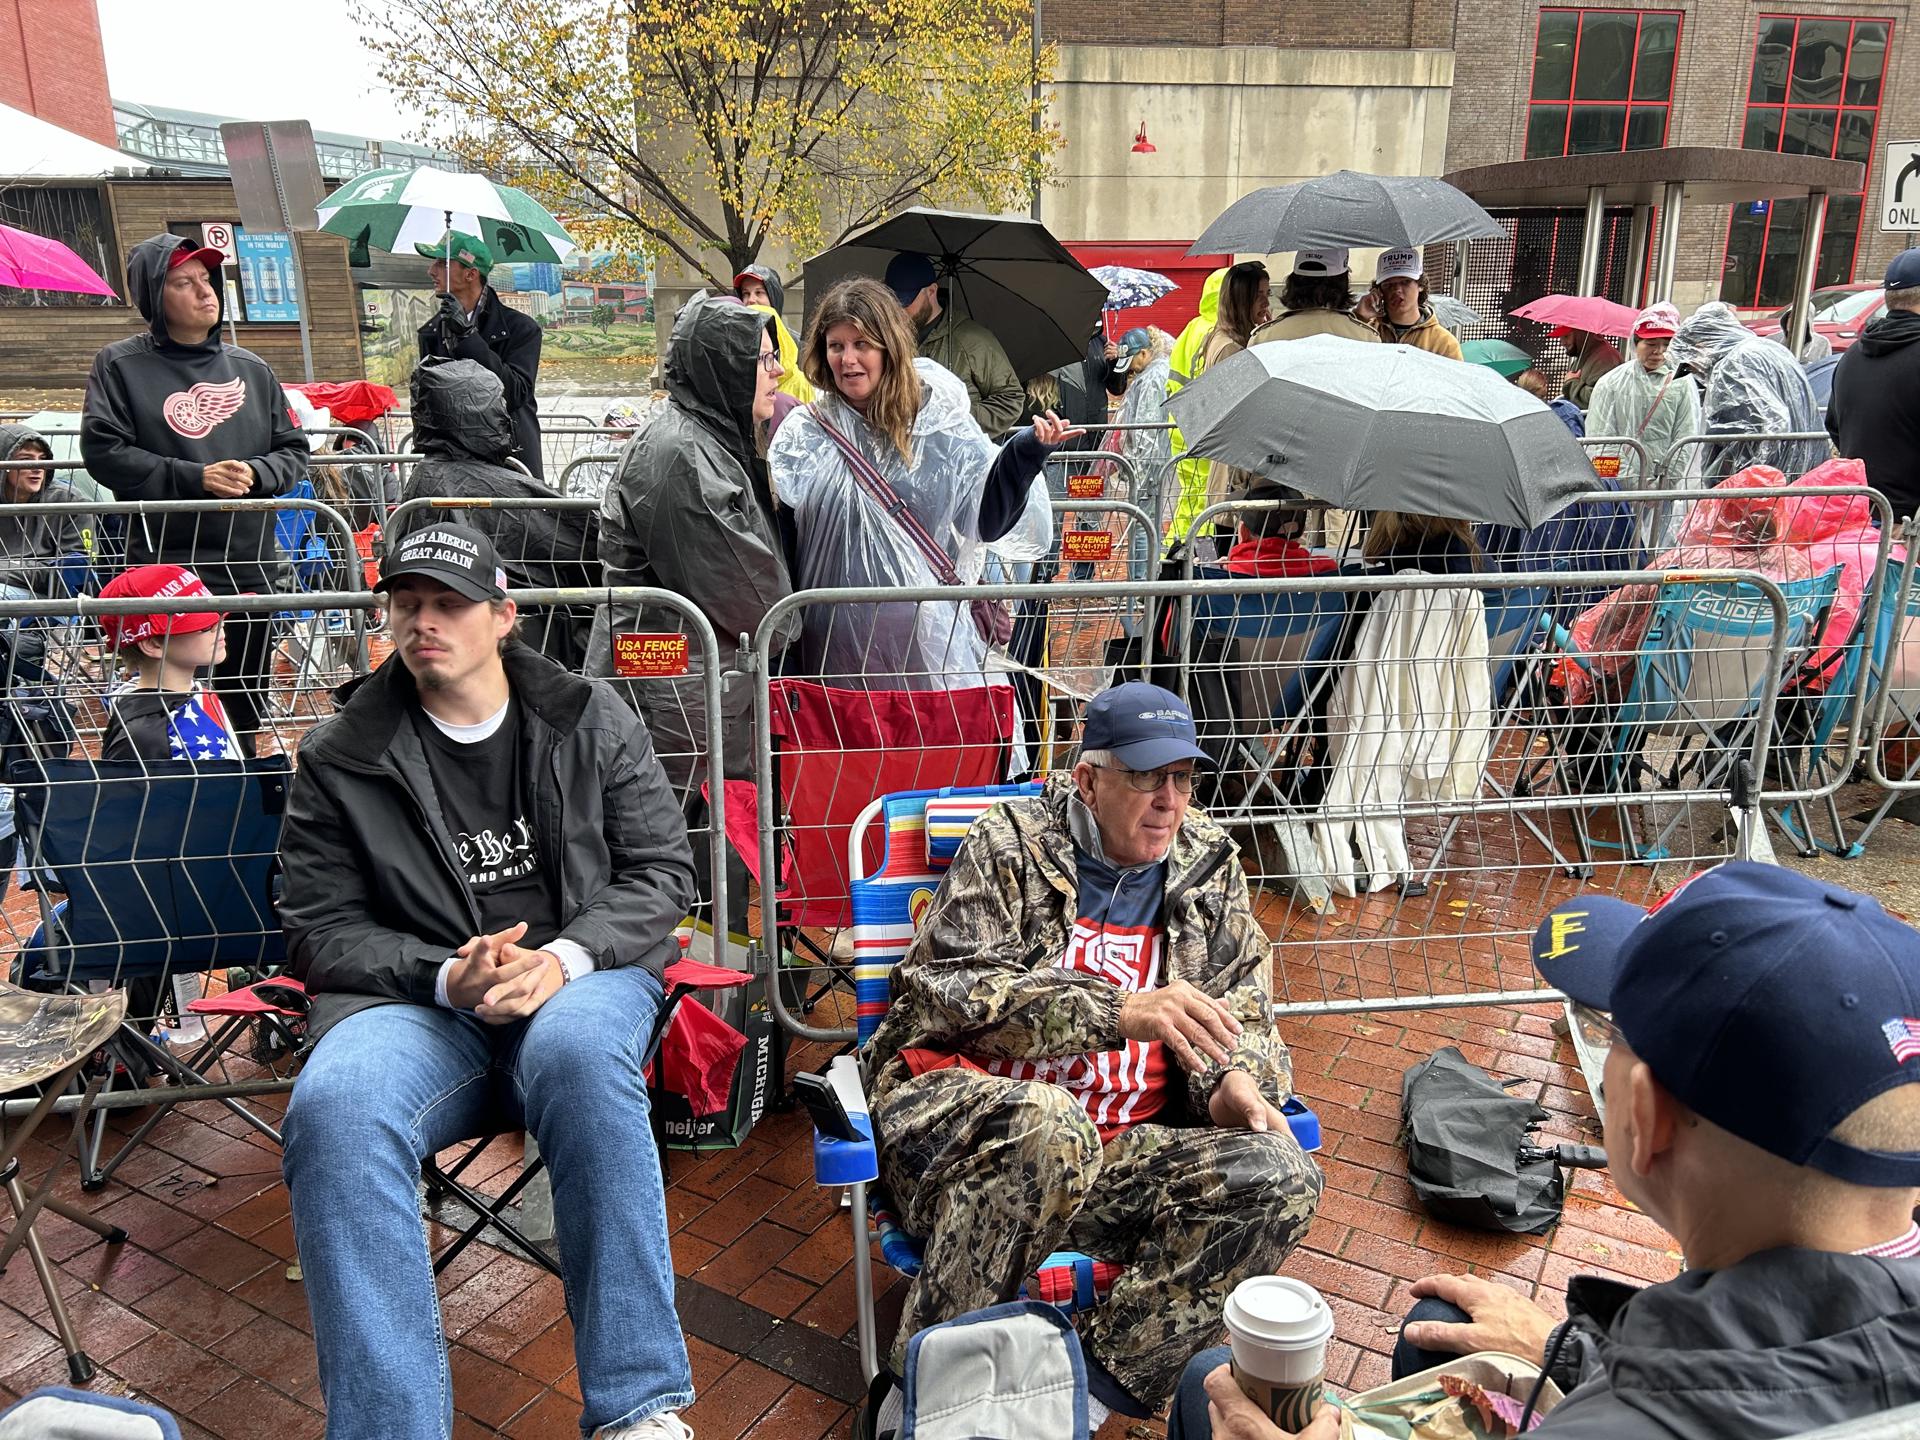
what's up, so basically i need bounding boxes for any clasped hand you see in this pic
[444,921,564,1023]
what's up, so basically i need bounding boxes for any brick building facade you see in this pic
[0,0,116,147]
[1044,0,1916,309]
[1444,0,1918,308]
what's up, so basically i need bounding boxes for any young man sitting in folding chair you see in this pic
[861,681,1325,1427]
[277,523,701,1440]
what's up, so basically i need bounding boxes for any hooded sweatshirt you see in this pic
[1826,305,1920,520]
[0,424,89,597]
[1376,304,1465,360]
[79,233,307,593]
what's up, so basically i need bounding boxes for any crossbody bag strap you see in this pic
[808,406,963,586]
[1634,372,1678,440]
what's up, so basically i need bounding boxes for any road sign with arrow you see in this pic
[1885,139,1920,232]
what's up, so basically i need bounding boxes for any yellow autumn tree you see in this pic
[366,0,1061,283]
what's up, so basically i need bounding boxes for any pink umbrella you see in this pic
[0,223,116,299]
[1509,293,1640,337]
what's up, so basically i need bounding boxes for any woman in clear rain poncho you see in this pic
[768,277,1080,690]
[1670,301,1829,481]
[1585,302,1703,548]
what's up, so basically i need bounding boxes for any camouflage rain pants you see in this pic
[873,1065,1324,1408]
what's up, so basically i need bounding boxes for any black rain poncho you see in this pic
[585,296,797,794]
[395,358,598,664]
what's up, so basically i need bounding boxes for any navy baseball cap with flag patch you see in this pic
[374,522,507,602]
[1533,862,1920,1186]
[1081,682,1211,771]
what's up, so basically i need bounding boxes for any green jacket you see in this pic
[863,775,1292,1116]
[919,309,1024,436]
[1167,268,1227,539]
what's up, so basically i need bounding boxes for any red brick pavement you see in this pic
[0,983,1679,1439]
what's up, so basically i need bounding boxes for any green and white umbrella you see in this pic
[317,166,577,266]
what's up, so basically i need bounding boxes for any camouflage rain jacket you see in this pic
[863,774,1292,1116]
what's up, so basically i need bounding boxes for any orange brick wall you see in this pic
[0,0,117,149]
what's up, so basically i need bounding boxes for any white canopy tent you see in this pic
[0,101,156,178]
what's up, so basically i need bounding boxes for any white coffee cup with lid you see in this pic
[1224,1276,1336,1426]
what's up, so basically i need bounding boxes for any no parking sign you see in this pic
[201,221,238,264]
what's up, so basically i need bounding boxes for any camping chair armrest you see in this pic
[812,1052,879,1186]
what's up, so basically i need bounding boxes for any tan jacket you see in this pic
[1376,308,1465,361]
[1251,310,1382,347]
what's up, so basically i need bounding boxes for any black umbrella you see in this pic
[802,208,1106,380]
[1189,171,1505,256]
[1402,1047,1565,1235]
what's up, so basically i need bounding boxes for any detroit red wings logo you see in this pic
[162,378,247,440]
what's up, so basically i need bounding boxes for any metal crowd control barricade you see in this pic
[747,568,1794,1047]
[539,424,631,482]
[559,451,627,500]
[0,462,372,753]
[0,584,731,1184]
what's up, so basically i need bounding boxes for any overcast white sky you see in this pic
[97,0,430,140]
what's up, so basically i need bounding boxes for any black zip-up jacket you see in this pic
[1826,306,1920,521]
[278,645,698,1042]
[1535,1246,1920,1437]
[417,284,545,478]
[79,233,307,593]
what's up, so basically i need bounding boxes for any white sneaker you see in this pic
[597,1413,693,1440]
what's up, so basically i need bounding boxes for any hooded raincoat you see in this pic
[79,232,307,593]
[395,359,599,664]
[1166,269,1226,539]
[768,359,1012,689]
[734,264,815,404]
[0,424,90,598]
[587,296,797,792]
[1670,302,1828,480]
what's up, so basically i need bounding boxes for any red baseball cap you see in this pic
[168,243,226,274]
[97,565,225,650]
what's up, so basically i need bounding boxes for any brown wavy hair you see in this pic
[802,277,921,461]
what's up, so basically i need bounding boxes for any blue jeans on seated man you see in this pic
[1166,1297,1475,1439]
[282,966,692,1440]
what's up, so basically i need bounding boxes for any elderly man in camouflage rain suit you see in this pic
[863,681,1324,1418]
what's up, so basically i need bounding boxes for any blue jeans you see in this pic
[283,967,692,1439]
[1167,1299,1475,1438]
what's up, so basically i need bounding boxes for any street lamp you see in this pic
[1030,0,1043,220]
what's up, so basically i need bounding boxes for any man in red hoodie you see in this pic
[1219,486,1339,577]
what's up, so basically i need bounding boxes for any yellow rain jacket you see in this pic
[1166,268,1226,540]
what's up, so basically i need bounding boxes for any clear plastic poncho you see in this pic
[1670,302,1827,480]
[768,359,1006,689]
[1562,465,1813,706]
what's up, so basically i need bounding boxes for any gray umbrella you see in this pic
[1189,171,1505,256]
[1164,335,1595,529]
[1429,294,1486,333]
[802,207,1105,380]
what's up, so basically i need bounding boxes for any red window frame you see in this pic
[1722,13,1893,307]
[1525,7,1684,158]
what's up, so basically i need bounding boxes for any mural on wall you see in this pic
[358,248,657,391]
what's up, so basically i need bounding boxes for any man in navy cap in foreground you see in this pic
[860,681,1324,1427]
[1190,861,1920,1439]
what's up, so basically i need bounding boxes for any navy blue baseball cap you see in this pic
[1081,682,1211,771]
[1533,862,1920,1186]
[884,252,938,306]
[1886,249,1920,291]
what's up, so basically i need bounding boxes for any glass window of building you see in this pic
[1526,9,1682,158]
[1724,16,1891,309]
